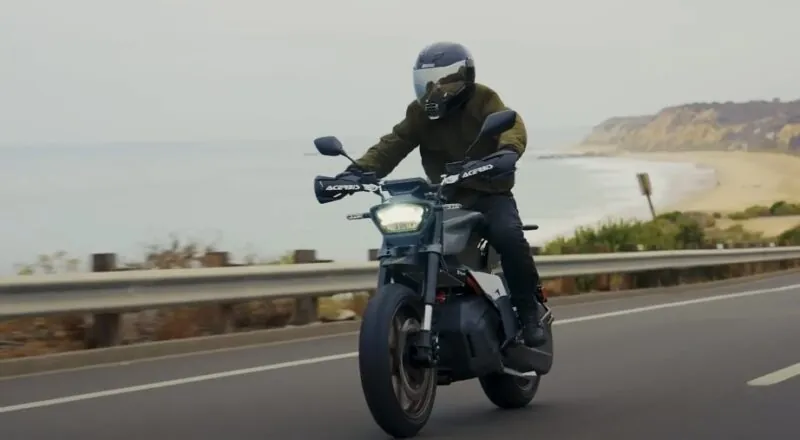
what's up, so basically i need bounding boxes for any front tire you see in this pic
[358,283,437,438]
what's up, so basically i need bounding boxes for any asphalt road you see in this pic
[1,273,799,439]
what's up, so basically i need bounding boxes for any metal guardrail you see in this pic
[2,246,800,320]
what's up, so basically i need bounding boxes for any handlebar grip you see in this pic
[314,175,356,204]
[313,175,379,204]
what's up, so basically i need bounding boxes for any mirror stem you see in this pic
[462,140,480,159]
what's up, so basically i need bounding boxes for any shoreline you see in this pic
[526,147,718,245]
[564,144,800,237]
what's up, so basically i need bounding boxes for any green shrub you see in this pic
[728,201,800,219]
[770,201,800,216]
[541,210,786,255]
[777,224,800,245]
[542,212,709,255]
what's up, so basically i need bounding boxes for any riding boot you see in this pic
[513,293,547,347]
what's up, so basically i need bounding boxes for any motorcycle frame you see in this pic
[367,177,525,367]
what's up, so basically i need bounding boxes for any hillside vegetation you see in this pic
[541,210,800,255]
[581,99,800,152]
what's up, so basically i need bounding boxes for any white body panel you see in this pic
[467,271,509,301]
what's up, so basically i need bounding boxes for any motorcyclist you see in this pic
[337,41,547,347]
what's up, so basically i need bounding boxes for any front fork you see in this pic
[410,251,440,367]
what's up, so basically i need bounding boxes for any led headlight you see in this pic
[374,203,426,233]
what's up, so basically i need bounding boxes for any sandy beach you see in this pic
[628,151,800,211]
[574,146,800,235]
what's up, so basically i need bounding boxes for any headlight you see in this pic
[374,203,426,233]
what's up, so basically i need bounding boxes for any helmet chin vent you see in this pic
[424,102,441,120]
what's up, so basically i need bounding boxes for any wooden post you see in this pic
[86,253,121,348]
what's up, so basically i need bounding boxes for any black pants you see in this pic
[467,193,543,308]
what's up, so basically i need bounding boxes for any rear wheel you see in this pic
[479,372,540,409]
[479,303,553,409]
[358,283,437,438]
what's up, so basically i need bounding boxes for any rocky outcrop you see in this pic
[581,99,800,152]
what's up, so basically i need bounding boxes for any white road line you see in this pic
[0,282,797,415]
[553,283,797,325]
[0,353,358,414]
[747,362,800,387]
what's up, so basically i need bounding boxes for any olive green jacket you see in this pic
[353,83,527,204]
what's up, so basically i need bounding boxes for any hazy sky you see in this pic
[2,0,797,144]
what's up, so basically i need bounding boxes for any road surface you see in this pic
[1,273,799,439]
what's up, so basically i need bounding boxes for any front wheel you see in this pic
[358,283,437,439]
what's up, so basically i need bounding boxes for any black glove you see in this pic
[483,146,519,166]
[335,163,362,178]
[314,165,367,205]
[334,171,362,183]
[340,163,382,186]
[479,147,519,179]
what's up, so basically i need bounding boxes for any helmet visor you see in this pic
[413,60,468,102]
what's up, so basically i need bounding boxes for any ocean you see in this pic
[0,132,716,275]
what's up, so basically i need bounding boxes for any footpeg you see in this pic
[503,340,553,375]
[502,367,538,378]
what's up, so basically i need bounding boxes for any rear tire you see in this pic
[478,302,553,410]
[358,283,437,438]
[479,373,540,409]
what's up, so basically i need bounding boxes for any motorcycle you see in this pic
[312,109,555,439]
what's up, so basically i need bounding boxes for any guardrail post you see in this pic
[728,243,746,277]
[368,248,379,261]
[85,253,121,349]
[612,244,638,289]
[589,244,612,291]
[747,243,766,274]
[696,241,718,281]
[542,245,576,295]
[629,244,661,289]
[202,251,229,267]
[289,250,319,325]
[366,249,380,299]
[202,251,235,334]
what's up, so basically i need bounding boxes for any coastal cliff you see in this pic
[580,99,800,152]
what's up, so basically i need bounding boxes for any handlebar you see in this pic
[314,159,538,230]
[314,156,513,205]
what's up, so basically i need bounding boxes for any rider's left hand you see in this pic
[480,147,519,179]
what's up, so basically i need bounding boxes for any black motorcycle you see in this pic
[312,110,555,439]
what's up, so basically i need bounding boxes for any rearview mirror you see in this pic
[477,110,518,139]
[314,136,345,157]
